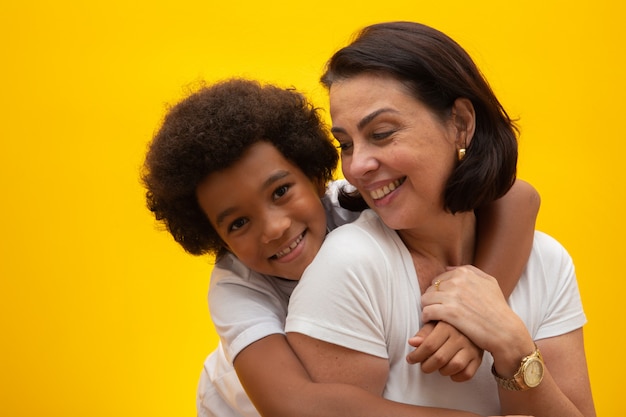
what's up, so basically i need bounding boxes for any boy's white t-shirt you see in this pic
[197,180,359,417]
[285,210,587,415]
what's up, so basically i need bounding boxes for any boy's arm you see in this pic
[235,333,485,417]
[474,179,540,297]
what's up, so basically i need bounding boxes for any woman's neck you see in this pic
[397,210,476,293]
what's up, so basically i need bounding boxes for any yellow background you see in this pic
[1,1,623,416]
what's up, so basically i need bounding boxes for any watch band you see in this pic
[491,344,544,391]
[491,362,525,391]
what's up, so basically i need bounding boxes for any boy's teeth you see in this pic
[275,234,303,259]
[370,178,404,200]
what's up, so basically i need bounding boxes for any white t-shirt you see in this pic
[197,180,359,417]
[285,209,587,415]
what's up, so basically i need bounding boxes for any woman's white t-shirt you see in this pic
[285,210,587,415]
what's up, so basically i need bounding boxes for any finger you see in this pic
[407,344,434,365]
[419,340,459,374]
[412,323,459,372]
[421,287,449,311]
[406,322,446,365]
[421,299,446,323]
[429,269,458,292]
[445,352,483,382]
[420,322,479,375]
[407,321,435,348]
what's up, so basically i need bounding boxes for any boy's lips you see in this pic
[369,177,406,200]
[271,232,305,260]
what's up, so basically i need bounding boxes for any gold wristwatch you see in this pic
[491,344,544,391]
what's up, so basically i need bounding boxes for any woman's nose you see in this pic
[343,142,379,180]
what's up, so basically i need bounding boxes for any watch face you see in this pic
[523,358,544,388]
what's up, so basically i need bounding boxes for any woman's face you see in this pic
[196,141,328,280]
[329,73,462,231]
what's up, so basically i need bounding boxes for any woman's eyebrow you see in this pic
[331,108,399,134]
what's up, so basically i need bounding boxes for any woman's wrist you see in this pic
[490,332,536,378]
[489,317,535,378]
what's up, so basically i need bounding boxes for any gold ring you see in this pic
[434,279,441,291]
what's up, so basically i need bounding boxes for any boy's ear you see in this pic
[219,239,231,253]
[315,177,327,198]
[451,98,476,148]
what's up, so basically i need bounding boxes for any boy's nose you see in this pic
[261,209,291,244]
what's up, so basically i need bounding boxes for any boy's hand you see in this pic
[406,321,483,382]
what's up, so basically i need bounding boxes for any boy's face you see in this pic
[196,141,328,280]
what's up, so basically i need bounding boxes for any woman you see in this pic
[286,21,596,417]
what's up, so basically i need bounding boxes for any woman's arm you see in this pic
[236,333,486,417]
[499,329,596,417]
[474,179,540,297]
[421,265,596,417]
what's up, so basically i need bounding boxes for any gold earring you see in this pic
[457,148,466,161]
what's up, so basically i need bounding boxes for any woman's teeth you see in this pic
[370,178,405,200]
[274,234,304,259]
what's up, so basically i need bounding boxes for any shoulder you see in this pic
[212,253,256,282]
[209,254,295,312]
[512,231,585,338]
[300,210,405,291]
[523,231,574,283]
[321,210,398,255]
[328,209,392,239]
[212,253,292,290]
[210,253,267,294]
[533,230,566,251]
[529,231,574,272]
[209,254,294,361]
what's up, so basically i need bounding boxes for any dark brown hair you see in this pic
[142,79,338,257]
[323,21,518,213]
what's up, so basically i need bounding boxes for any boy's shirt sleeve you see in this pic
[208,253,296,363]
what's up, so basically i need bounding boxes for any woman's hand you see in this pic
[406,321,483,382]
[421,265,534,374]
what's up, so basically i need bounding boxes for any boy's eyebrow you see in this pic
[215,207,236,227]
[262,170,290,189]
[330,108,398,135]
[215,170,291,227]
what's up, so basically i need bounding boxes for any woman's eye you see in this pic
[372,130,394,140]
[336,142,353,151]
[229,217,248,232]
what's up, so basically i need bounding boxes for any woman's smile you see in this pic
[369,177,406,201]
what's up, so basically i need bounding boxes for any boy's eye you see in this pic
[229,217,248,232]
[273,184,290,200]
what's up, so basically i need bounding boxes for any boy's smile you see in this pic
[196,141,328,280]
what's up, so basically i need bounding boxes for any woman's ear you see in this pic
[451,98,476,148]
